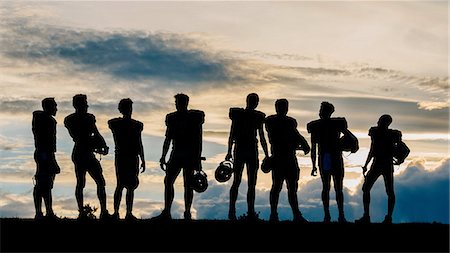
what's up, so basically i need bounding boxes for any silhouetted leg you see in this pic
[247,159,258,216]
[270,173,283,220]
[383,170,395,218]
[320,171,331,221]
[229,159,244,219]
[126,188,134,215]
[286,176,301,218]
[33,184,43,217]
[183,168,194,218]
[332,174,345,219]
[114,184,124,215]
[42,185,54,216]
[164,164,181,213]
[75,168,86,214]
[89,161,108,215]
[362,168,381,217]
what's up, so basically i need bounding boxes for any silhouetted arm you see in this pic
[92,120,108,154]
[297,131,310,155]
[160,136,171,169]
[362,141,374,175]
[225,125,233,161]
[311,142,318,176]
[258,127,269,157]
[139,131,146,173]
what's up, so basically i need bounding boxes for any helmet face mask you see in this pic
[215,161,233,183]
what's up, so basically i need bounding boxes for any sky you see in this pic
[0,1,448,223]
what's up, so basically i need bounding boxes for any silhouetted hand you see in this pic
[159,157,166,172]
[311,166,318,177]
[225,153,232,161]
[140,161,146,173]
[362,165,367,177]
[303,146,311,155]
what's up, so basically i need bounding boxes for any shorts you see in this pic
[34,174,55,191]
[115,155,139,189]
[318,152,344,178]
[233,144,259,172]
[165,159,196,187]
[72,149,105,186]
[34,150,60,175]
[271,154,300,182]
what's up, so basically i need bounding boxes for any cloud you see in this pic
[191,158,449,223]
[417,101,449,111]
[1,7,255,85]
[391,158,449,223]
[0,135,30,151]
[0,190,34,218]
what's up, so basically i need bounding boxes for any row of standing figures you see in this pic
[32,93,409,223]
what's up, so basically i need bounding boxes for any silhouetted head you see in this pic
[377,114,392,129]
[118,98,133,118]
[42,97,57,116]
[175,93,189,112]
[319,101,334,119]
[275,99,288,116]
[73,94,88,113]
[246,93,259,110]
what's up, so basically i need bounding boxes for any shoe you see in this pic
[246,211,259,221]
[100,211,112,220]
[228,210,236,221]
[382,215,392,224]
[293,214,308,224]
[125,213,139,222]
[112,212,120,220]
[355,215,371,224]
[184,211,192,221]
[338,216,348,223]
[151,210,172,221]
[34,212,44,220]
[45,212,60,221]
[269,213,279,222]
[323,214,331,223]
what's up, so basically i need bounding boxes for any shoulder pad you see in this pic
[108,118,120,128]
[254,110,266,122]
[391,129,402,140]
[88,113,96,123]
[368,127,377,136]
[166,112,177,125]
[188,110,205,124]
[229,107,244,120]
[307,119,320,133]
[136,120,144,130]
[33,110,44,116]
[333,117,347,126]
[287,116,298,128]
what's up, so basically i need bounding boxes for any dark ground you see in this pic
[1,218,449,252]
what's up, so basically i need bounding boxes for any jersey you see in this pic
[32,111,56,152]
[165,109,204,160]
[64,112,102,151]
[307,117,347,155]
[369,127,402,163]
[265,115,301,156]
[108,118,143,156]
[229,108,265,148]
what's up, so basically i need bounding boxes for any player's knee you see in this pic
[386,189,395,197]
[271,184,282,193]
[76,180,86,189]
[164,175,176,186]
